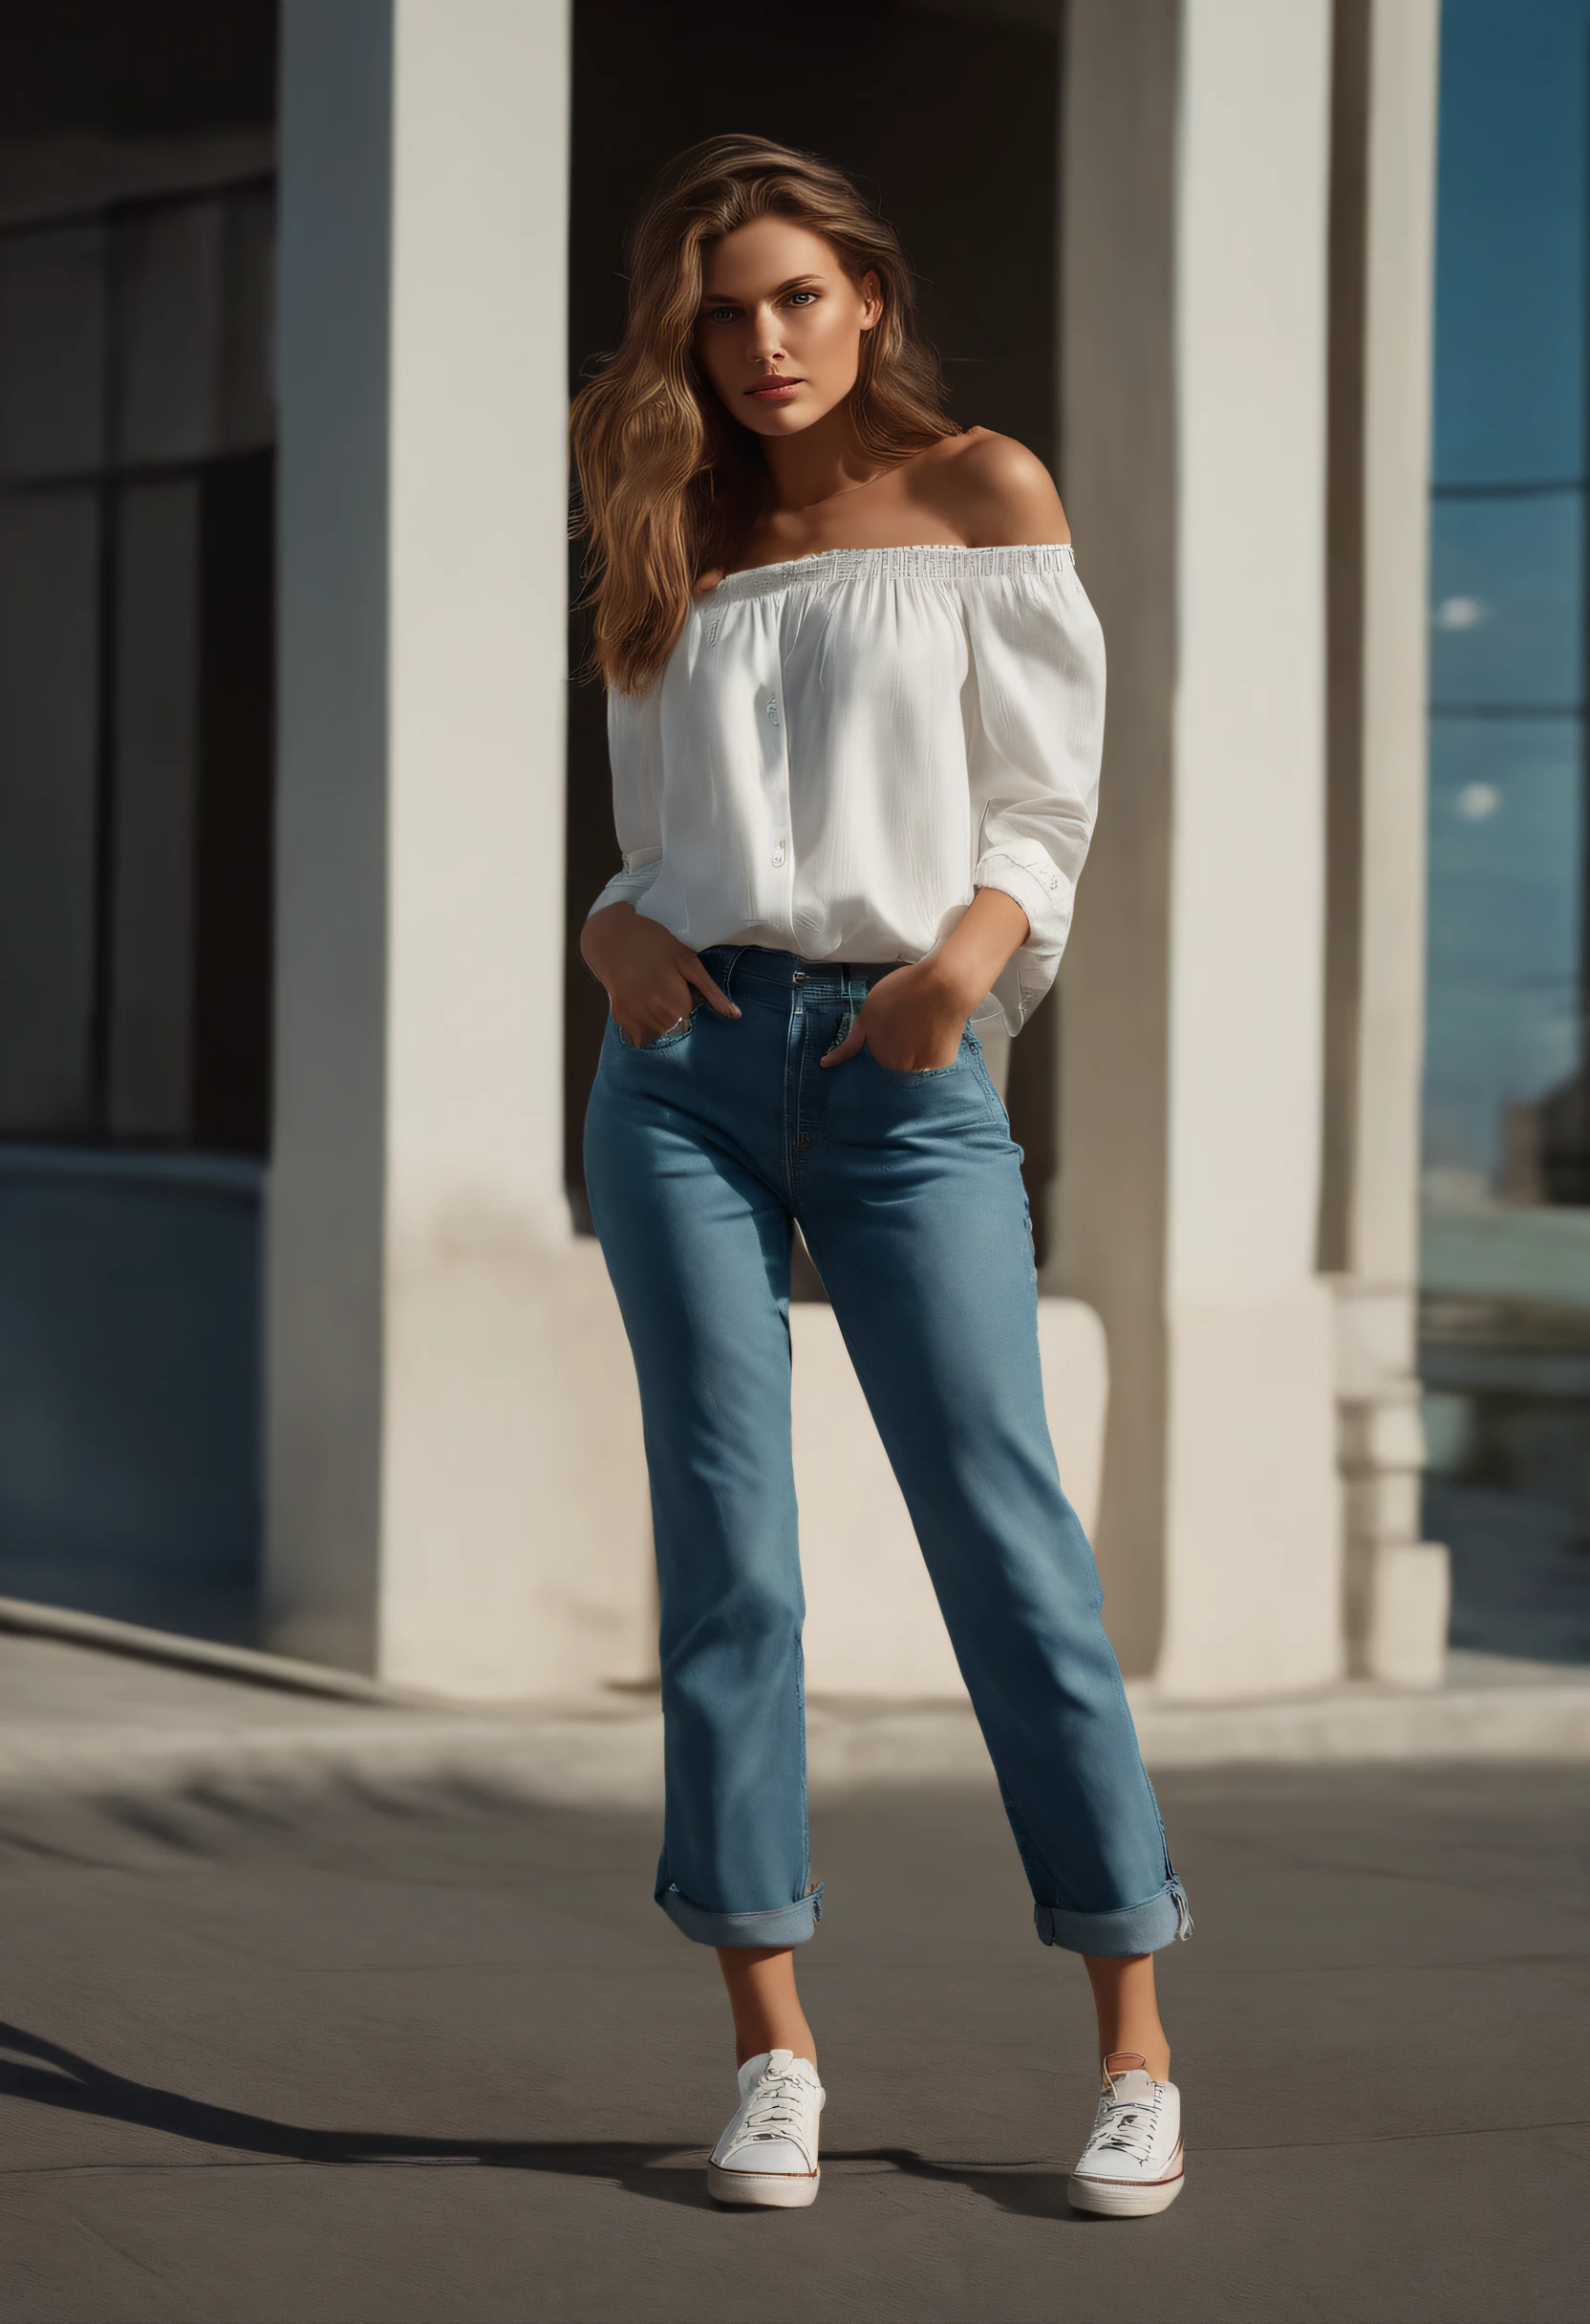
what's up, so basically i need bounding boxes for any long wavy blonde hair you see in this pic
[570,136,959,695]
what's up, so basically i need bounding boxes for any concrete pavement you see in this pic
[4,1605,1590,1814]
[1,1760,1585,2321]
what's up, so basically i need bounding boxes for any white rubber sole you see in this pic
[1067,2145,1185,2218]
[707,2161,821,2210]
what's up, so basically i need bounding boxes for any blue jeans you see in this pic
[584,944,1189,1957]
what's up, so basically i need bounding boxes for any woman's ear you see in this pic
[859,269,883,333]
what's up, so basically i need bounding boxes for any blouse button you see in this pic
[771,842,786,867]
[765,697,781,727]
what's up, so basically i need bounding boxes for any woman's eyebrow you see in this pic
[698,274,826,307]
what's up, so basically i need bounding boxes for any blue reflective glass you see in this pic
[1433,0,1590,486]
[1424,720,1583,1184]
[1426,3,1590,1661]
[1429,491,1583,709]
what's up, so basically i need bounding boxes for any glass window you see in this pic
[1433,0,1590,485]
[1429,493,1582,711]
[0,185,276,1155]
[1424,0,1590,1667]
[1424,718,1581,1193]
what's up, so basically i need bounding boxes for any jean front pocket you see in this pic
[612,1001,698,1052]
[862,1029,970,1086]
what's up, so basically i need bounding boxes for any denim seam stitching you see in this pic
[994,1766,1071,1909]
[783,985,804,1203]
[865,1046,960,1085]
[613,1004,698,1053]
[971,1045,1006,1129]
[712,944,750,1006]
[795,1634,811,1903]
[1034,1880,1189,1947]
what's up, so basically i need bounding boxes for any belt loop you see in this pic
[719,944,747,1005]
[839,963,866,1044]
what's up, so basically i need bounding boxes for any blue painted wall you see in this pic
[0,1152,263,1643]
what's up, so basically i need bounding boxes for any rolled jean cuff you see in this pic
[658,1881,825,1949]
[1034,1876,1192,1957]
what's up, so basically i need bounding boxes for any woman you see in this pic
[573,135,1189,2218]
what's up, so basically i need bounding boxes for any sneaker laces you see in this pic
[1084,2059,1161,2165]
[733,2061,811,2154]
[1085,2095,1159,2163]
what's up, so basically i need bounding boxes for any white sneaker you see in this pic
[707,2049,825,2209]
[1067,2050,1185,2217]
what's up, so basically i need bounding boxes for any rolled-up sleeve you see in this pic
[963,550,1106,1033]
[586,679,665,919]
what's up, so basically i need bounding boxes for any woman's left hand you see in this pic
[821,958,973,1072]
[820,887,1032,1073]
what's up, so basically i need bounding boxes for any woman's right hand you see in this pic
[581,902,741,1046]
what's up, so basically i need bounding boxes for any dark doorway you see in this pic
[565,0,1064,1256]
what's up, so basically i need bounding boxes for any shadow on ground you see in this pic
[0,2016,1081,2218]
[0,1766,1585,2321]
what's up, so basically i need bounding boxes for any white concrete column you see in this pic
[1052,0,1179,1680]
[1322,0,1450,1684]
[1058,0,1343,1697]
[1157,0,1342,1697]
[269,0,654,1693]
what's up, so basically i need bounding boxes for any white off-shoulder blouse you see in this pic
[586,542,1106,1034]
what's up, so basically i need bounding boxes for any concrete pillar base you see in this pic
[1361,1541,1451,1689]
[1334,1296,1450,1689]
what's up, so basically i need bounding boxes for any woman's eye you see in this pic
[786,290,816,307]
[703,307,738,324]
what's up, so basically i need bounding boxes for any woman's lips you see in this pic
[746,377,805,401]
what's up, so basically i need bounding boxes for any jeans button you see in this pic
[791,969,806,983]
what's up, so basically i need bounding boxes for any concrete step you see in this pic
[1,1599,1587,1809]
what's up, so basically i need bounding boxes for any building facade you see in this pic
[1,0,1478,1700]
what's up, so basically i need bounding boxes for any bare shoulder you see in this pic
[907,428,1070,549]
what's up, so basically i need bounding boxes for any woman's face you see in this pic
[694,217,881,440]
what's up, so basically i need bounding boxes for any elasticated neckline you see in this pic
[707,540,1076,605]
